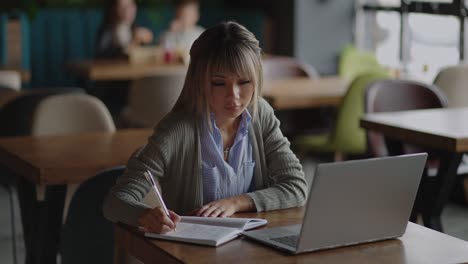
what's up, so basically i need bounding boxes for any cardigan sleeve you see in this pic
[247,99,308,211]
[103,128,171,227]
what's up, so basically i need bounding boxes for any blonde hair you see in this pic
[173,21,263,122]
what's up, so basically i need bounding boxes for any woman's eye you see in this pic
[239,80,251,85]
[211,82,225,87]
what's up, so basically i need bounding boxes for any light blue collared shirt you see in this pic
[200,111,255,204]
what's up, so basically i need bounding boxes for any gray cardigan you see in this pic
[103,98,307,226]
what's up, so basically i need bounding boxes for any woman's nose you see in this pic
[227,84,240,98]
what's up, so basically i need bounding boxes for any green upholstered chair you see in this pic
[293,71,392,161]
[339,45,388,82]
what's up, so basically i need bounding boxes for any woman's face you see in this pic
[115,0,137,25]
[209,70,254,122]
[176,3,199,28]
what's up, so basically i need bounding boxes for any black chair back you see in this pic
[60,166,125,264]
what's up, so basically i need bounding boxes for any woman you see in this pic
[103,21,307,234]
[96,0,153,58]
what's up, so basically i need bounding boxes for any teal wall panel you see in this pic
[30,11,47,87]
[64,10,87,86]
[0,14,6,65]
[20,13,30,72]
[46,11,67,86]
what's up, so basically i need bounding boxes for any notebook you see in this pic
[243,153,427,254]
[145,216,267,247]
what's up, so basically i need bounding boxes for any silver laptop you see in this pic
[243,153,427,254]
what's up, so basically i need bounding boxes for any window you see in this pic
[357,0,465,82]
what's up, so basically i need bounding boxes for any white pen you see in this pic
[144,169,176,232]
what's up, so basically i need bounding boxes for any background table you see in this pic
[361,107,468,231]
[262,76,347,110]
[68,59,187,81]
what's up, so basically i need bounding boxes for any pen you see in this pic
[144,169,176,232]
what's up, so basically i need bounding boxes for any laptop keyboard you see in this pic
[270,235,299,248]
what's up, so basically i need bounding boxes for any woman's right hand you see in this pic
[138,207,180,234]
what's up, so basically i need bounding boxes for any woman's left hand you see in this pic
[189,195,255,217]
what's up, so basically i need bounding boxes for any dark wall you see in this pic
[269,0,295,56]
[224,0,294,55]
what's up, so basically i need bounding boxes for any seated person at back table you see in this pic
[159,0,205,62]
[103,21,308,234]
[96,0,153,58]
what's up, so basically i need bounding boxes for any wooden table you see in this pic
[262,76,347,110]
[0,128,152,264]
[68,59,187,81]
[115,207,468,264]
[0,129,152,185]
[361,107,468,231]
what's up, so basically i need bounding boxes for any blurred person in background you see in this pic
[96,0,153,58]
[159,0,204,63]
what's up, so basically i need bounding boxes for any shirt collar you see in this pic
[207,110,252,136]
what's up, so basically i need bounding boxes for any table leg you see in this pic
[421,152,463,232]
[17,177,65,264]
[17,177,35,264]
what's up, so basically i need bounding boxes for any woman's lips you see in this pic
[225,104,241,111]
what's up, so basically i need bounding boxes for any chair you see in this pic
[262,56,319,81]
[364,80,448,157]
[262,56,326,137]
[433,65,468,200]
[60,166,125,264]
[338,45,388,82]
[433,64,468,108]
[0,70,21,90]
[0,88,84,264]
[32,94,115,136]
[364,80,449,221]
[31,93,116,262]
[120,74,185,128]
[294,71,391,161]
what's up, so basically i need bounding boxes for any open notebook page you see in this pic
[180,216,267,230]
